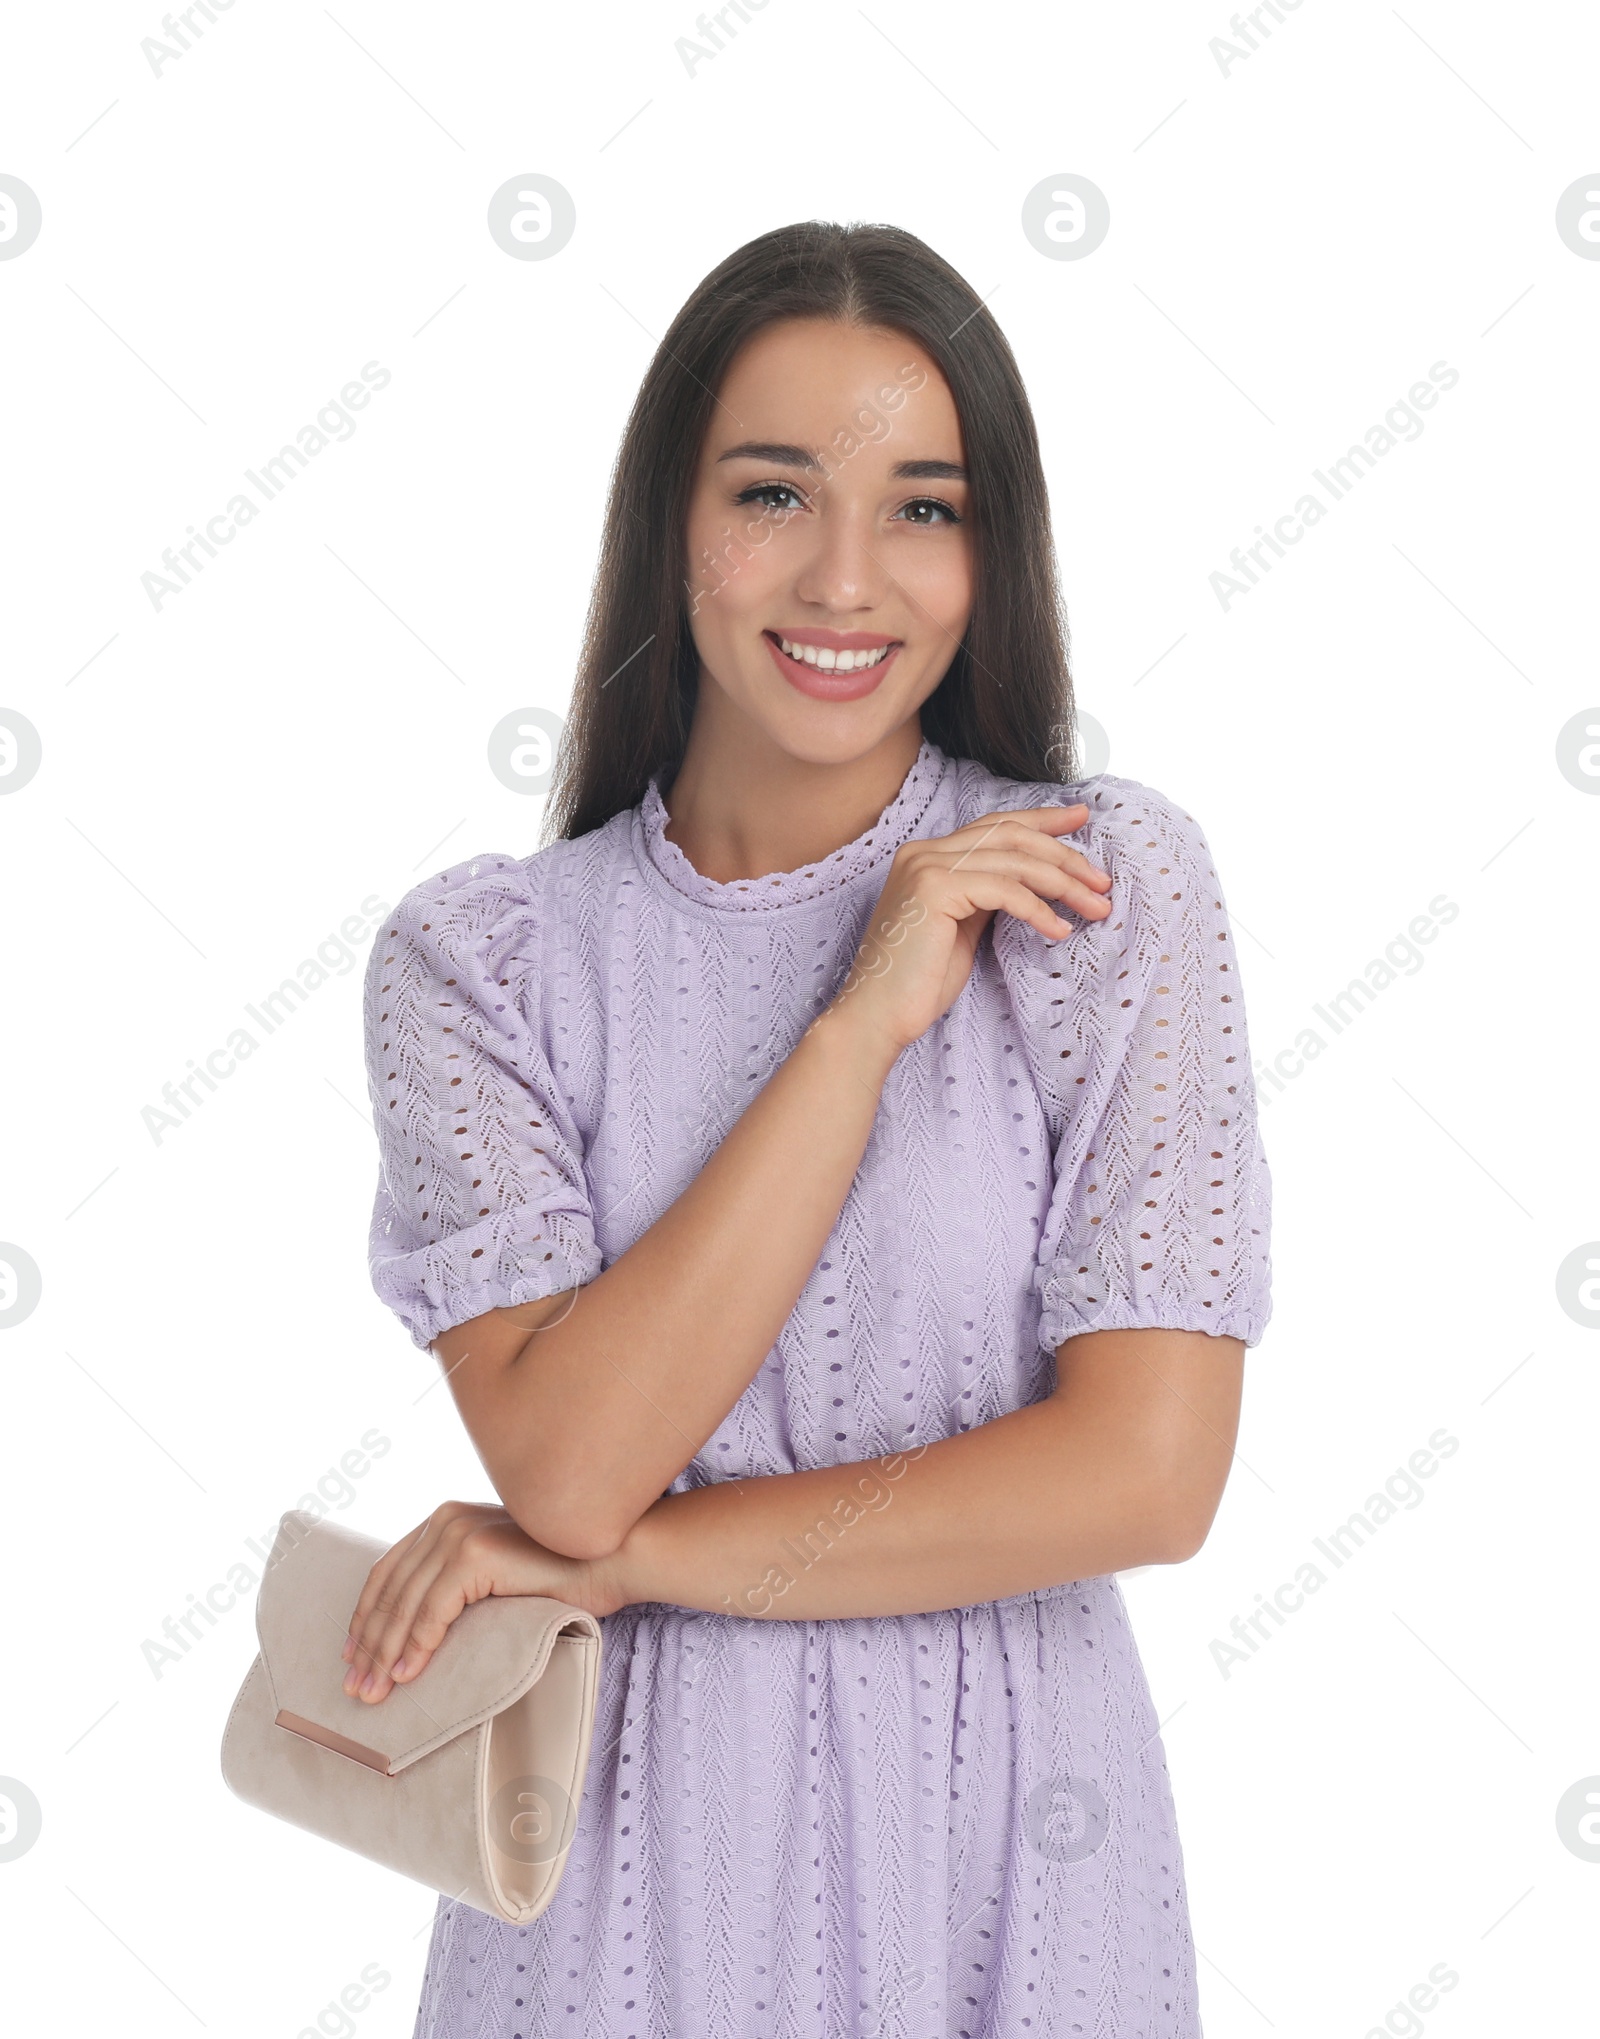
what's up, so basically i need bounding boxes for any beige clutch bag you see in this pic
[220,1508,604,1925]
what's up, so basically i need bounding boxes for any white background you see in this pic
[1,2,1596,2033]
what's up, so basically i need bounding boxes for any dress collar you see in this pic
[635,738,950,914]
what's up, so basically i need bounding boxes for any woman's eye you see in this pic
[735,481,807,514]
[896,497,962,527]
[732,483,962,526]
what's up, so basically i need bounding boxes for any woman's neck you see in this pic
[660,719,925,886]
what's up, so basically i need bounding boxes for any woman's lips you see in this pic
[762,631,902,701]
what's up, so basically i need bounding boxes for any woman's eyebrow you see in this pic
[715,439,967,483]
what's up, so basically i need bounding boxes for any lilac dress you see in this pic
[363,735,1272,2039]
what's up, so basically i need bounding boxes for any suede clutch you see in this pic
[220,1507,603,1924]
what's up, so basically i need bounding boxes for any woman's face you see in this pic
[682,317,975,766]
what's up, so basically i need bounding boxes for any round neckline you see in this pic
[635,737,950,914]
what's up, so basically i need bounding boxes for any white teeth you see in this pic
[777,636,893,673]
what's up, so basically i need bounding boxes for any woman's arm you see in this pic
[442,997,900,1560]
[339,1325,1241,1701]
[609,1326,1246,1619]
[433,804,1110,1562]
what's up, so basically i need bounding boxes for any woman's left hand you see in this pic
[340,1500,631,1705]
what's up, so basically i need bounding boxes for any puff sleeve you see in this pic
[362,856,603,1352]
[994,780,1273,1353]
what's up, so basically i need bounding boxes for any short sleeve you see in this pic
[994,781,1273,1353]
[362,856,603,1352]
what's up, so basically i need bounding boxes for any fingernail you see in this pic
[360,1671,376,1694]
[340,1639,353,1661]
[392,1658,408,1680]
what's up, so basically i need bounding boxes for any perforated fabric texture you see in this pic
[362,736,1273,2038]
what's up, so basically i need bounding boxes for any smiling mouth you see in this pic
[764,631,901,673]
[762,631,903,702]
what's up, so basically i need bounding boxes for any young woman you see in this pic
[344,220,1273,2038]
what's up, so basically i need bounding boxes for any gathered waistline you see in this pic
[620,1577,1104,1622]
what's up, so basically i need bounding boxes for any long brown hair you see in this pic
[544,219,1079,843]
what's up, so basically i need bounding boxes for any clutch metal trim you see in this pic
[275,1708,398,1778]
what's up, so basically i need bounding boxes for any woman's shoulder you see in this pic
[946,750,1225,885]
[368,814,634,1007]
[960,752,1251,1121]
[380,814,632,949]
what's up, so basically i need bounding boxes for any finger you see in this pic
[1003,851,1114,918]
[358,1563,470,1702]
[1062,852,1113,892]
[353,1514,512,1702]
[344,1519,435,1650]
[348,1544,457,1701]
[923,848,1113,923]
[919,866,1080,942]
[935,802,1082,845]
[948,811,1108,879]
[379,1570,478,1693]
[957,831,1113,897]
[342,1516,435,1667]
[985,873,1082,942]
[343,1519,447,1695]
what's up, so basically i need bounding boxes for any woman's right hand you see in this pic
[822,803,1111,1056]
[340,1501,630,1705]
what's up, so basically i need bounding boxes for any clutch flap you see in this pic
[254,1509,601,1777]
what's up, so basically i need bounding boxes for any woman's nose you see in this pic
[791,503,890,614]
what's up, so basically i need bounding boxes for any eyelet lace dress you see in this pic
[362,736,1273,2039]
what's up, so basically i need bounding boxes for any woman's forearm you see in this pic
[490,998,903,1554]
[609,1389,1188,1620]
